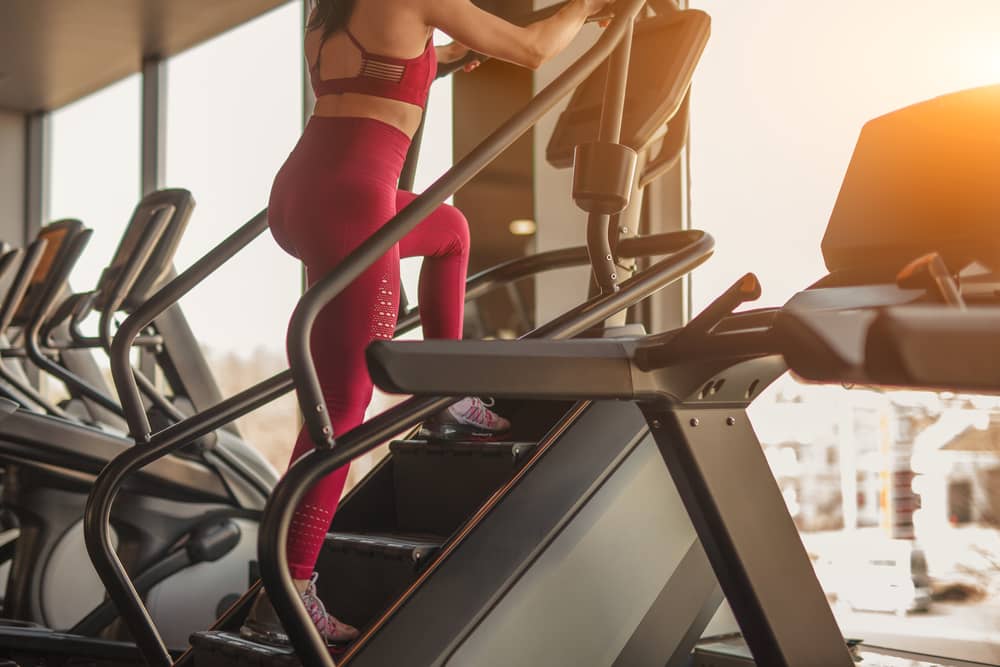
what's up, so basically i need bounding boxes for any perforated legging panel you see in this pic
[268,117,470,579]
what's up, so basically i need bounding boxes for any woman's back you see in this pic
[306,0,433,136]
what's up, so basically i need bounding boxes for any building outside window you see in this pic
[690,1,1000,661]
[163,2,304,470]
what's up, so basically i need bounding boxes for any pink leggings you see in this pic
[268,117,469,579]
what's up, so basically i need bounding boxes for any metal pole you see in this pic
[141,57,167,195]
[588,17,635,295]
[24,112,49,245]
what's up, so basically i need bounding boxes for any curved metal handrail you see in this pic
[260,230,714,667]
[396,229,706,330]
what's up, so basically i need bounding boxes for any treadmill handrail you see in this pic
[778,304,1000,393]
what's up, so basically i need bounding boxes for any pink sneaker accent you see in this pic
[301,573,359,645]
[447,397,511,433]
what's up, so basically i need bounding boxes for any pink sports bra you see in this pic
[310,27,437,109]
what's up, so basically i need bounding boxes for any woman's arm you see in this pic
[422,0,612,71]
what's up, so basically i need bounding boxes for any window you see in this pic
[690,1,1000,661]
[49,76,141,301]
[164,3,303,469]
[399,30,456,312]
[47,76,141,405]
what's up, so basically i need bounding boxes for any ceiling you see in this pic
[0,0,291,113]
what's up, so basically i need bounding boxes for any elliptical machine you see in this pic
[0,190,277,651]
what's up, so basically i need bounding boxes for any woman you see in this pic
[245,0,614,645]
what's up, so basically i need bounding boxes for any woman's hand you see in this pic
[436,42,482,72]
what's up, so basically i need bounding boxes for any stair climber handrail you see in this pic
[396,229,708,332]
[261,230,713,667]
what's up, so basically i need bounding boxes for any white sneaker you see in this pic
[421,397,511,440]
[240,573,359,646]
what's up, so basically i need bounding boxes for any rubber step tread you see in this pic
[324,532,442,566]
[390,439,537,461]
[190,631,302,667]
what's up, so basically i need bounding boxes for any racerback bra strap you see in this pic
[309,24,437,108]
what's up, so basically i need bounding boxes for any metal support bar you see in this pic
[644,405,854,667]
[531,232,712,339]
[301,0,316,130]
[0,360,68,417]
[24,112,49,245]
[141,58,167,195]
[588,17,635,295]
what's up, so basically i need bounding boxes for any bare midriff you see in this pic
[312,92,424,138]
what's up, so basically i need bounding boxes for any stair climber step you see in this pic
[315,532,443,632]
[190,534,440,667]
[390,440,538,537]
[190,630,303,667]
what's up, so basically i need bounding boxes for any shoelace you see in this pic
[301,573,336,636]
[460,397,498,426]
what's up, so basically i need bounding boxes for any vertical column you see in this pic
[640,155,689,331]
[301,0,315,130]
[23,111,49,388]
[24,111,49,243]
[141,57,167,195]
[532,2,592,323]
[639,0,692,332]
[140,57,167,382]
[301,0,314,298]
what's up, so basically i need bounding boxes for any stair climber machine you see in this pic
[0,189,279,659]
[71,2,723,666]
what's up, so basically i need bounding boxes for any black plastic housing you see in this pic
[572,141,638,215]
